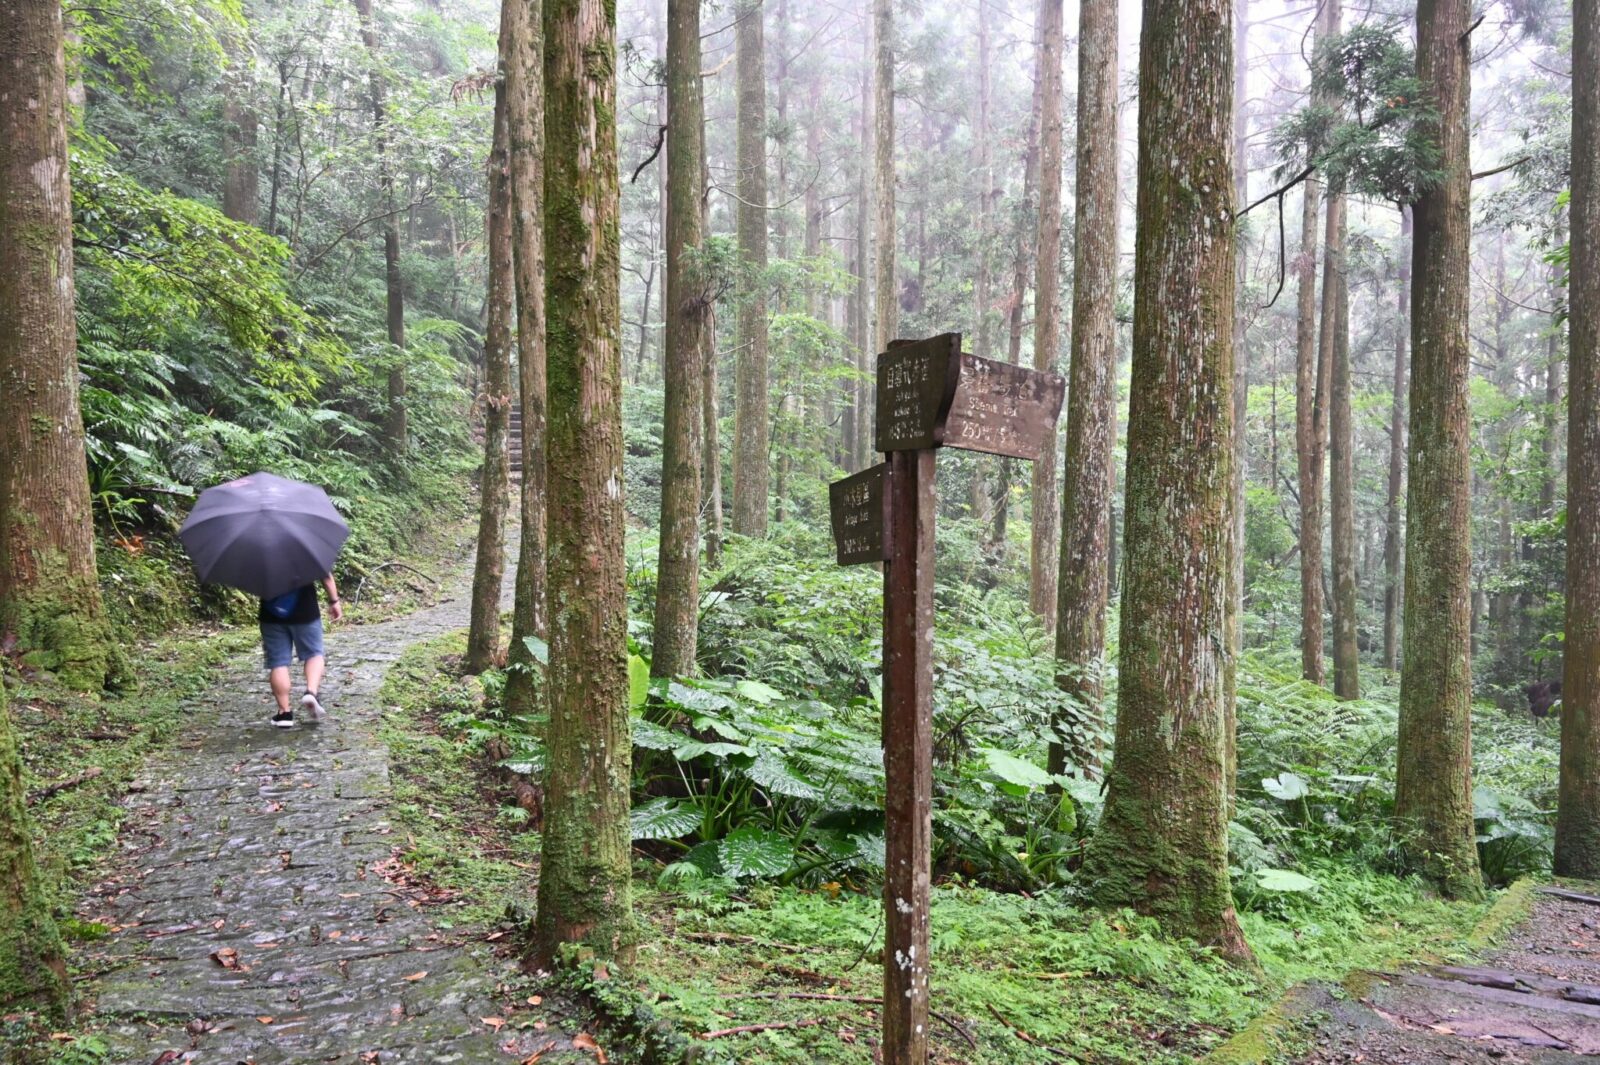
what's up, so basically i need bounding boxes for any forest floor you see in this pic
[36,538,612,1064]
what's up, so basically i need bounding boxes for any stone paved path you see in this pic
[1280,885,1600,1064]
[75,564,603,1064]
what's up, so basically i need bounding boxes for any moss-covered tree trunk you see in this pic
[1052,0,1117,771]
[1382,207,1411,673]
[1028,0,1064,631]
[534,0,634,960]
[1324,163,1360,698]
[466,77,515,675]
[502,0,547,719]
[351,0,407,453]
[1556,0,1600,879]
[221,25,259,227]
[0,0,121,693]
[0,705,67,1013]
[1077,0,1253,962]
[731,0,769,538]
[1295,180,1324,684]
[652,0,709,680]
[702,146,725,568]
[1394,0,1483,901]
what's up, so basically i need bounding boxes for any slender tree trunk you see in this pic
[1029,0,1065,629]
[466,83,514,674]
[873,0,896,357]
[853,20,874,473]
[1395,0,1483,900]
[535,0,634,959]
[731,0,770,537]
[1382,206,1411,672]
[1227,0,1250,793]
[702,149,725,568]
[653,0,709,680]
[970,0,995,519]
[1295,175,1324,683]
[351,0,407,452]
[1326,153,1359,697]
[1556,0,1600,878]
[1052,0,1117,770]
[0,0,122,694]
[1079,0,1252,962]
[502,0,548,719]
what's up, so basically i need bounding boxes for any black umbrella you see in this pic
[179,472,350,600]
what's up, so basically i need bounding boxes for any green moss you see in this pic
[1465,877,1537,950]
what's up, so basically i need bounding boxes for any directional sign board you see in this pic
[875,335,1065,460]
[828,463,888,565]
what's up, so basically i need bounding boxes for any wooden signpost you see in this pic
[829,333,1065,1064]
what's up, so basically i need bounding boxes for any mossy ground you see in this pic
[371,633,1506,1065]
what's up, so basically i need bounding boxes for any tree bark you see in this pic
[0,703,67,1014]
[1295,172,1324,684]
[0,0,122,694]
[1382,206,1411,673]
[533,0,634,959]
[969,0,995,520]
[1227,0,1250,795]
[466,76,514,675]
[731,0,770,537]
[652,0,709,680]
[222,27,260,226]
[351,0,407,453]
[1029,0,1065,630]
[1395,0,1483,901]
[702,151,725,567]
[1324,82,1359,699]
[1078,0,1253,963]
[1556,0,1600,878]
[872,0,896,357]
[1052,0,1118,770]
[502,0,548,719]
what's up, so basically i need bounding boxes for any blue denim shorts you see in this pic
[261,619,325,669]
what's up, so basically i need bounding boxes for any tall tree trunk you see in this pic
[969,0,995,520]
[1382,206,1411,672]
[0,0,121,693]
[702,151,725,568]
[653,0,709,680]
[351,0,407,452]
[502,0,548,720]
[731,0,770,537]
[1295,177,1324,683]
[535,0,634,959]
[1227,0,1250,794]
[466,81,515,674]
[872,0,896,356]
[1029,0,1065,629]
[854,18,874,473]
[1395,0,1483,901]
[1052,0,1118,770]
[1326,114,1359,697]
[1079,0,1251,961]
[222,27,260,226]
[1556,0,1600,878]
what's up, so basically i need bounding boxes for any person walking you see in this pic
[260,574,343,727]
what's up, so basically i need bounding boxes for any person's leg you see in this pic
[262,623,296,726]
[304,654,325,696]
[294,620,328,717]
[269,666,292,711]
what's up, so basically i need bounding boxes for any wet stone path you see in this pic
[75,569,600,1063]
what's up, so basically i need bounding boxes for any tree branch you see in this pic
[631,124,668,184]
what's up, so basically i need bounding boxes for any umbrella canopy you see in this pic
[179,472,349,600]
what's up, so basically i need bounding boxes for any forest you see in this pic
[0,0,1595,1058]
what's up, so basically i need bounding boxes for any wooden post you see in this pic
[881,447,935,1063]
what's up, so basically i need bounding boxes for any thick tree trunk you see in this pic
[1394,0,1483,901]
[222,28,260,227]
[1556,0,1600,878]
[731,0,769,537]
[0,0,121,694]
[1326,167,1360,697]
[0,705,67,1013]
[351,0,407,453]
[1295,173,1324,684]
[1052,0,1118,771]
[534,0,634,959]
[502,0,548,719]
[466,87,515,674]
[1029,0,1065,630]
[1078,0,1252,962]
[1383,207,1411,673]
[872,0,896,356]
[652,0,709,680]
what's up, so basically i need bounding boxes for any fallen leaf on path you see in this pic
[573,1032,607,1062]
[256,1016,274,1025]
[403,971,427,981]
[481,1017,506,1031]
[210,947,241,970]
[211,919,225,930]
[526,995,543,1006]
[49,1033,74,1042]
[327,930,342,939]
[150,1053,180,1065]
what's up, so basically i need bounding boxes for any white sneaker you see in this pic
[301,692,327,719]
